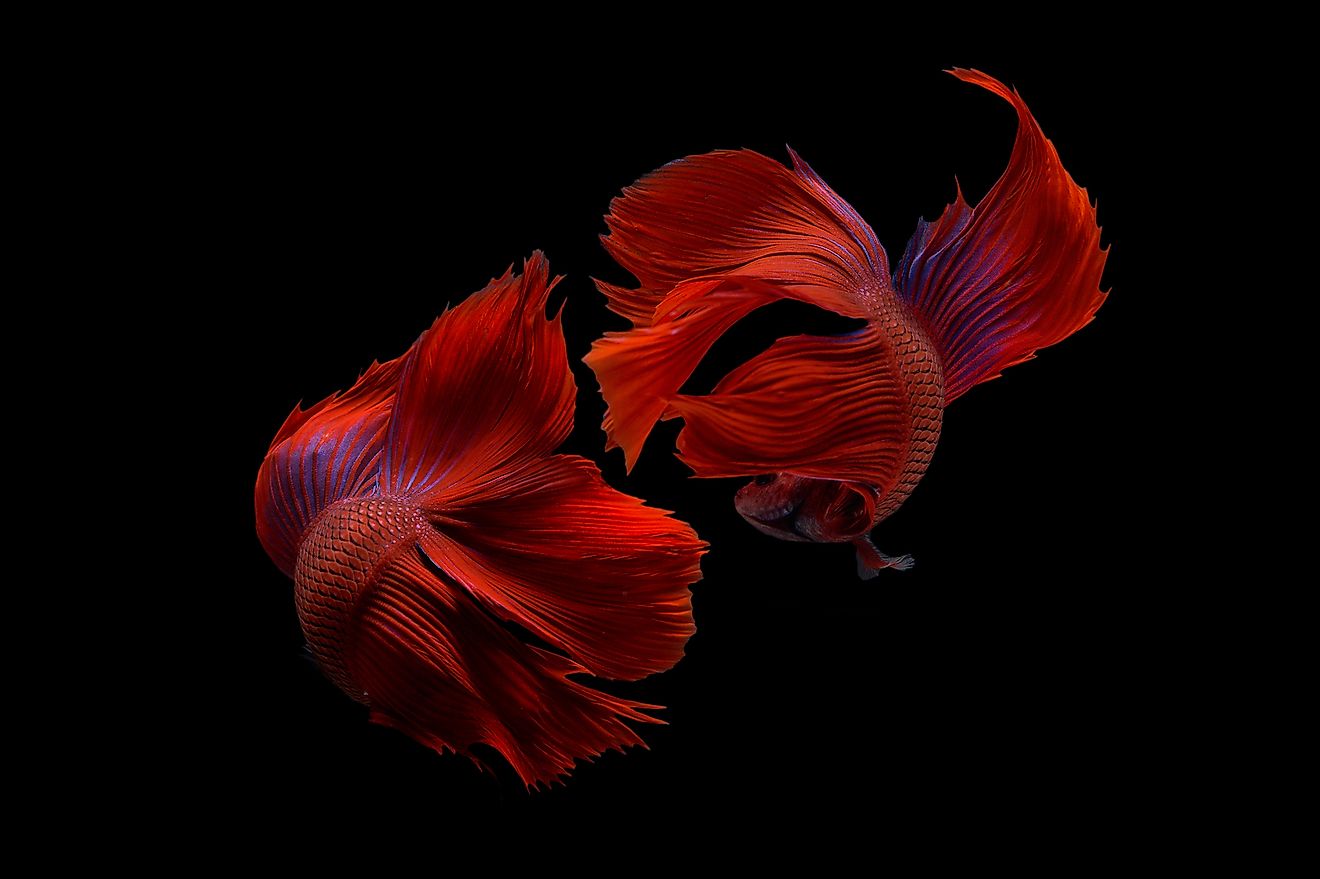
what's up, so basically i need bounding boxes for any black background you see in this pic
[213,51,1160,829]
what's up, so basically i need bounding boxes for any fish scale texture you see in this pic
[295,497,425,698]
[873,296,945,522]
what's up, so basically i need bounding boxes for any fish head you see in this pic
[735,474,876,544]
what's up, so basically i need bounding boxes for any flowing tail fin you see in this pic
[895,69,1108,403]
[353,548,663,788]
[585,148,893,473]
[368,254,703,785]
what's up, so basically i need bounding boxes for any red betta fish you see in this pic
[254,254,705,786]
[585,70,1107,578]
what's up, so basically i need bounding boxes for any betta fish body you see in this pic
[586,70,1107,577]
[255,254,705,786]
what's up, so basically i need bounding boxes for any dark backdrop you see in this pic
[213,54,1156,827]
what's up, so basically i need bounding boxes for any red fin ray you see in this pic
[382,252,574,501]
[585,278,780,470]
[588,148,895,472]
[598,148,886,326]
[668,327,908,486]
[895,69,1108,402]
[419,454,704,681]
[353,550,658,788]
[254,357,402,577]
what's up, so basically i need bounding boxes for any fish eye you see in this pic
[754,474,776,486]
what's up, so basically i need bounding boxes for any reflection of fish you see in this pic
[255,254,705,786]
[586,70,1107,577]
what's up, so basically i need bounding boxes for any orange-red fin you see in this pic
[352,550,659,788]
[594,277,663,328]
[669,327,907,488]
[598,148,885,327]
[254,357,402,577]
[381,251,575,502]
[588,148,895,468]
[896,69,1108,403]
[585,278,779,470]
[419,454,704,681]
